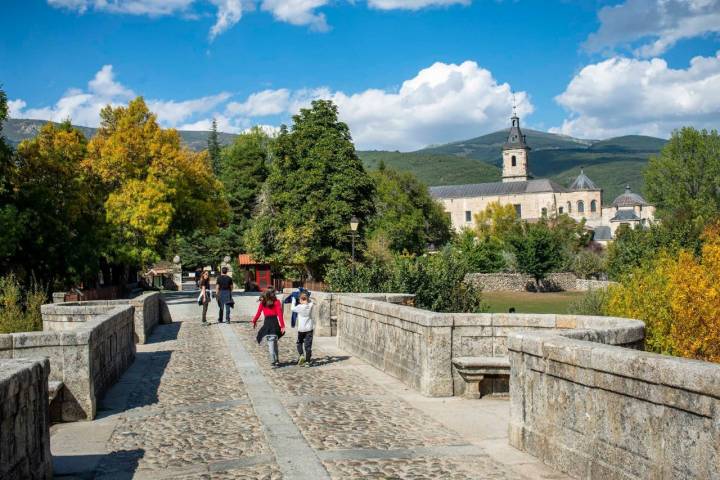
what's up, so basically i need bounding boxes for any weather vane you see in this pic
[512,92,517,117]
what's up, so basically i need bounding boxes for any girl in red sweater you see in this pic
[252,288,285,367]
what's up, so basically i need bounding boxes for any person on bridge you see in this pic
[216,267,234,323]
[252,288,286,367]
[199,270,212,326]
[292,292,314,367]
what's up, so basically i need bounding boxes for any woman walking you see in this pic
[252,288,285,367]
[199,270,211,326]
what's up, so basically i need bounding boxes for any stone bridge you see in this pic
[49,293,563,479]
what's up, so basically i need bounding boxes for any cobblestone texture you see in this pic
[324,456,512,479]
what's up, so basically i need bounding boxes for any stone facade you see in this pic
[465,273,614,292]
[336,295,644,397]
[508,321,720,479]
[0,358,52,479]
[41,291,161,344]
[1,305,136,421]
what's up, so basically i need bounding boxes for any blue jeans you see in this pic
[218,302,231,322]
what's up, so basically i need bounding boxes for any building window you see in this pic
[578,200,584,213]
[559,207,564,214]
[465,211,472,222]
[511,155,517,167]
[513,204,522,217]
[567,201,572,213]
[590,200,597,213]
[541,208,547,217]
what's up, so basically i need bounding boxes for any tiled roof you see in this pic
[429,179,569,199]
[238,254,263,266]
[612,186,649,207]
[569,169,600,191]
[610,209,641,222]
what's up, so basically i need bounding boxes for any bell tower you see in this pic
[502,104,530,183]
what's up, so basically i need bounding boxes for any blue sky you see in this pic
[1,0,719,150]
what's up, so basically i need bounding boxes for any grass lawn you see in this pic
[483,291,586,314]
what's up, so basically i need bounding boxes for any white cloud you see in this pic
[552,51,720,139]
[367,0,470,10]
[10,65,232,130]
[328,61,531,150]
[47,0,475,37]
[260,0,329,30]
[226,89,290,116]
[48,0,195,16]
[148,92,232,125]
[209,0,243,39]
[585,0,720,57]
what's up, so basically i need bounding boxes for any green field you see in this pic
[483,291,586,314]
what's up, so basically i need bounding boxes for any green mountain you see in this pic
[359,151,501,185]
[1,118,238,151]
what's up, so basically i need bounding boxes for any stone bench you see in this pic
[452,356,510,399]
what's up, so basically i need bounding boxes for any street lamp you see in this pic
[350,216,360,274]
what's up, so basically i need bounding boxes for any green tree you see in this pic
[0,87,23,269]
[452,229,506,272]
[87,97,229,266]
[645,127,720,244]
[367,168,451,255]
[208,118,221,176]
[508,221,563,289]
[245,100,375,278]
[14,121,105,287]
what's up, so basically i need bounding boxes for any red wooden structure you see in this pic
[238,254,273,291]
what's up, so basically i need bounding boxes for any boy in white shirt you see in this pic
[292,293,314,367]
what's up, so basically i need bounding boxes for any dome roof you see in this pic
[569,168,600,191]
[612,185,649,207]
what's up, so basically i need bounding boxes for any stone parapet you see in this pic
[0,357,52,479]
[336,295,644,398]
[2,305,136,421]
[507,322,719,479]
[41,291,161,344]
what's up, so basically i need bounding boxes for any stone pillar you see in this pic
[172,255,182,291]
[52,292,66,304]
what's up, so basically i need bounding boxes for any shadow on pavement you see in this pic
[53,449,144,480]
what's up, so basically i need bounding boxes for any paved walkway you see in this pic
[51,294,567,479]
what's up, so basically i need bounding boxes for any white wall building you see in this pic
[429,113,655,242]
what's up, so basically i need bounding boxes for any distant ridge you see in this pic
[1,118,238,151]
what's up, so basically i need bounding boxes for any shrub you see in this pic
[572,249,607,280]
[0,275,45,334]
[566,288,609,316]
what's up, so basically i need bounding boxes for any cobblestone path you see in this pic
[52,295,562,480]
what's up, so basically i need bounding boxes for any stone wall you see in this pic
[41,291,161,344]
[0,358,52,479]
[465,273,614,292]
[282,291,414,337]
[336,296,644,397]
[508,323,720,479]
[1,305,136,421]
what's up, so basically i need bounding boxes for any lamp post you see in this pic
[350,216,360,274]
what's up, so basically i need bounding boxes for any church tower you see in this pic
[502,111,530,183]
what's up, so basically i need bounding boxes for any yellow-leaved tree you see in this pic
[474,202,517,241]
[86,98,229,266]
[606,222,720,362]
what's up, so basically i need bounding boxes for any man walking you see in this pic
[216,267,234,323]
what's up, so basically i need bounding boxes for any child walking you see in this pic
[252,288,285,367]
[292,293,314,367]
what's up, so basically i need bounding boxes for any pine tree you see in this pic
[208,118,221,176]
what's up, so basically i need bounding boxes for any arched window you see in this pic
[511,155,517,167]
[578,200,585,213]
[566,201,572,213]
[590,200,597,213]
